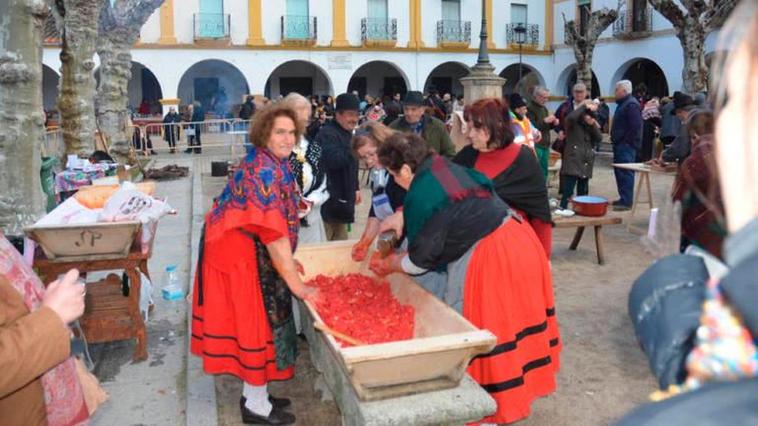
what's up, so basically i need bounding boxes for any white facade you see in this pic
[41,0,719,113]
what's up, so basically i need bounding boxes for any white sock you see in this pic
[242,383,273,416]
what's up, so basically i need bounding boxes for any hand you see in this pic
[379,211,404,236]
[297,199,312,219]
[369,252,402,277]
[294,260,305,275]
[42,269,85,325]
[585,101,599,112]
[355,191,362,205]
[544,115,557,124]
[351,240,371,262]
[558,130,565,141]
[294,285,320,305]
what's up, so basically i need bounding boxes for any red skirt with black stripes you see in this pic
[465,219,561,424]
[190,230,294,385]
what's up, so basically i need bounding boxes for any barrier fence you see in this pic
[137,118,252,156]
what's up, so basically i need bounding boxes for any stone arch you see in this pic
[499,63,546,99]
[610,58,669,98]
[348,60,410,99]
[42,64,59,113]
[264,60,334,99]
[555,65,601,98]
[94,61,165,116]
[423,61,470,97]
[177,59,250,117]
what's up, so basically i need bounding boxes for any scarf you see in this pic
[403,154,494,245]
[208,147,300,250]
[288,136,324,198]
[0,236,88,426]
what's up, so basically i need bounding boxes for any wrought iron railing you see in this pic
[436,20,472,45]
[193,13,231,39]
[281,15,317,42]
[613,7,653,38]
[506,23,540,47]
[361,17,398,43]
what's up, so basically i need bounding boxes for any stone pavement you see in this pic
[88,155,195,426]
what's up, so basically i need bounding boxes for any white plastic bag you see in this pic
[100,182,173,253]
[138,272,154,321]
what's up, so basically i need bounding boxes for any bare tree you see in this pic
[648,0,738,94]
[54,0,99,156]
[96,0,163,164]
[563,3,621,94]
[0,0,48,235]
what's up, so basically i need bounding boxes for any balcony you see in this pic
[436,20,471,48]
[613,8,653,39]
[193,13,230,42]
[281,15,317,46]
[506,23,540,50]
[361,17,397,47]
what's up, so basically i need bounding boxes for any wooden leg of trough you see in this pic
[594,225,605,265]
[127,267,148,362]
[569,226,585,250]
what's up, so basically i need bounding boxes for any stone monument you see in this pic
[460,0,506,103]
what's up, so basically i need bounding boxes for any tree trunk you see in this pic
[96,36,134,164]
[575,46,594,93]
[95,0,164,164]
[679,19,708,94]
[0,0,48,235]
[57,0,99,157]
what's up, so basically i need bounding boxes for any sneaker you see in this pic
[555,208,576,217]
[613,204,632,212]
[611,200,625,206]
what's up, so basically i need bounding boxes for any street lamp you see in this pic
[513,23,527,85]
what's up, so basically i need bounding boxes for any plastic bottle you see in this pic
[162,265,184,300]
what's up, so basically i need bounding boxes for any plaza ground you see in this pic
[88,145,669,425]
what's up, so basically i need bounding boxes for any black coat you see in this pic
[561,106,602,178]
[317,120,359,223]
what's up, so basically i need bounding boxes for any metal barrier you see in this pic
[137,118,252,156]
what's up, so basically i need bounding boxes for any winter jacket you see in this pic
[561,106,603,178]
[390,114,456,158]
[527,100,552,148]
[611,95,643,149]
[316,120,359,224]
[659,101,681,139]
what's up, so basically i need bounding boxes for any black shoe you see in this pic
[240,398,295,425]
[268,395,291,409]
[184,149,193,154]
[612,204,632,212]
[150,150,157,155]
[611,200,624,206]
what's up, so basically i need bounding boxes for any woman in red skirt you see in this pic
[371,133,560,424]
[453,98,553,258]
[191,104,319,425]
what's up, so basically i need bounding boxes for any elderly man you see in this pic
[554,82,589,142]
[317,93,362,241]
[610,80,643,211]
[389,91,455,157]
[661,92,696,164]
[528,86,559,178]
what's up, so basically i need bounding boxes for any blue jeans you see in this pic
[613,143,636,206]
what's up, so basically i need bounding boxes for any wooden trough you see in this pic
[295,241,496,401]
[25,221,142,262]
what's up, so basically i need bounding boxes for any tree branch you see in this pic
[704,0,739,31]
[648,0,687,30]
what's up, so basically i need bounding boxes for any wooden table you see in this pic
[35,241,152,361]
[612,163,677,233]
[553,214,623,265]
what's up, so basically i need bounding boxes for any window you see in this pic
[368,0,388,20]
[511,3,527,26]
[287,0,308,16]
[632,0,648,32]
[578,0,592,35]
[198,0,225,38]
[442,0,461,22]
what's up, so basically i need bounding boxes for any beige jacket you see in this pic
[0,275,70,426]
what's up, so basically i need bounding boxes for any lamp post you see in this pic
[514,23,527,85]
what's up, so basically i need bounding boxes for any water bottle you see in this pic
[162,265,184,300]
